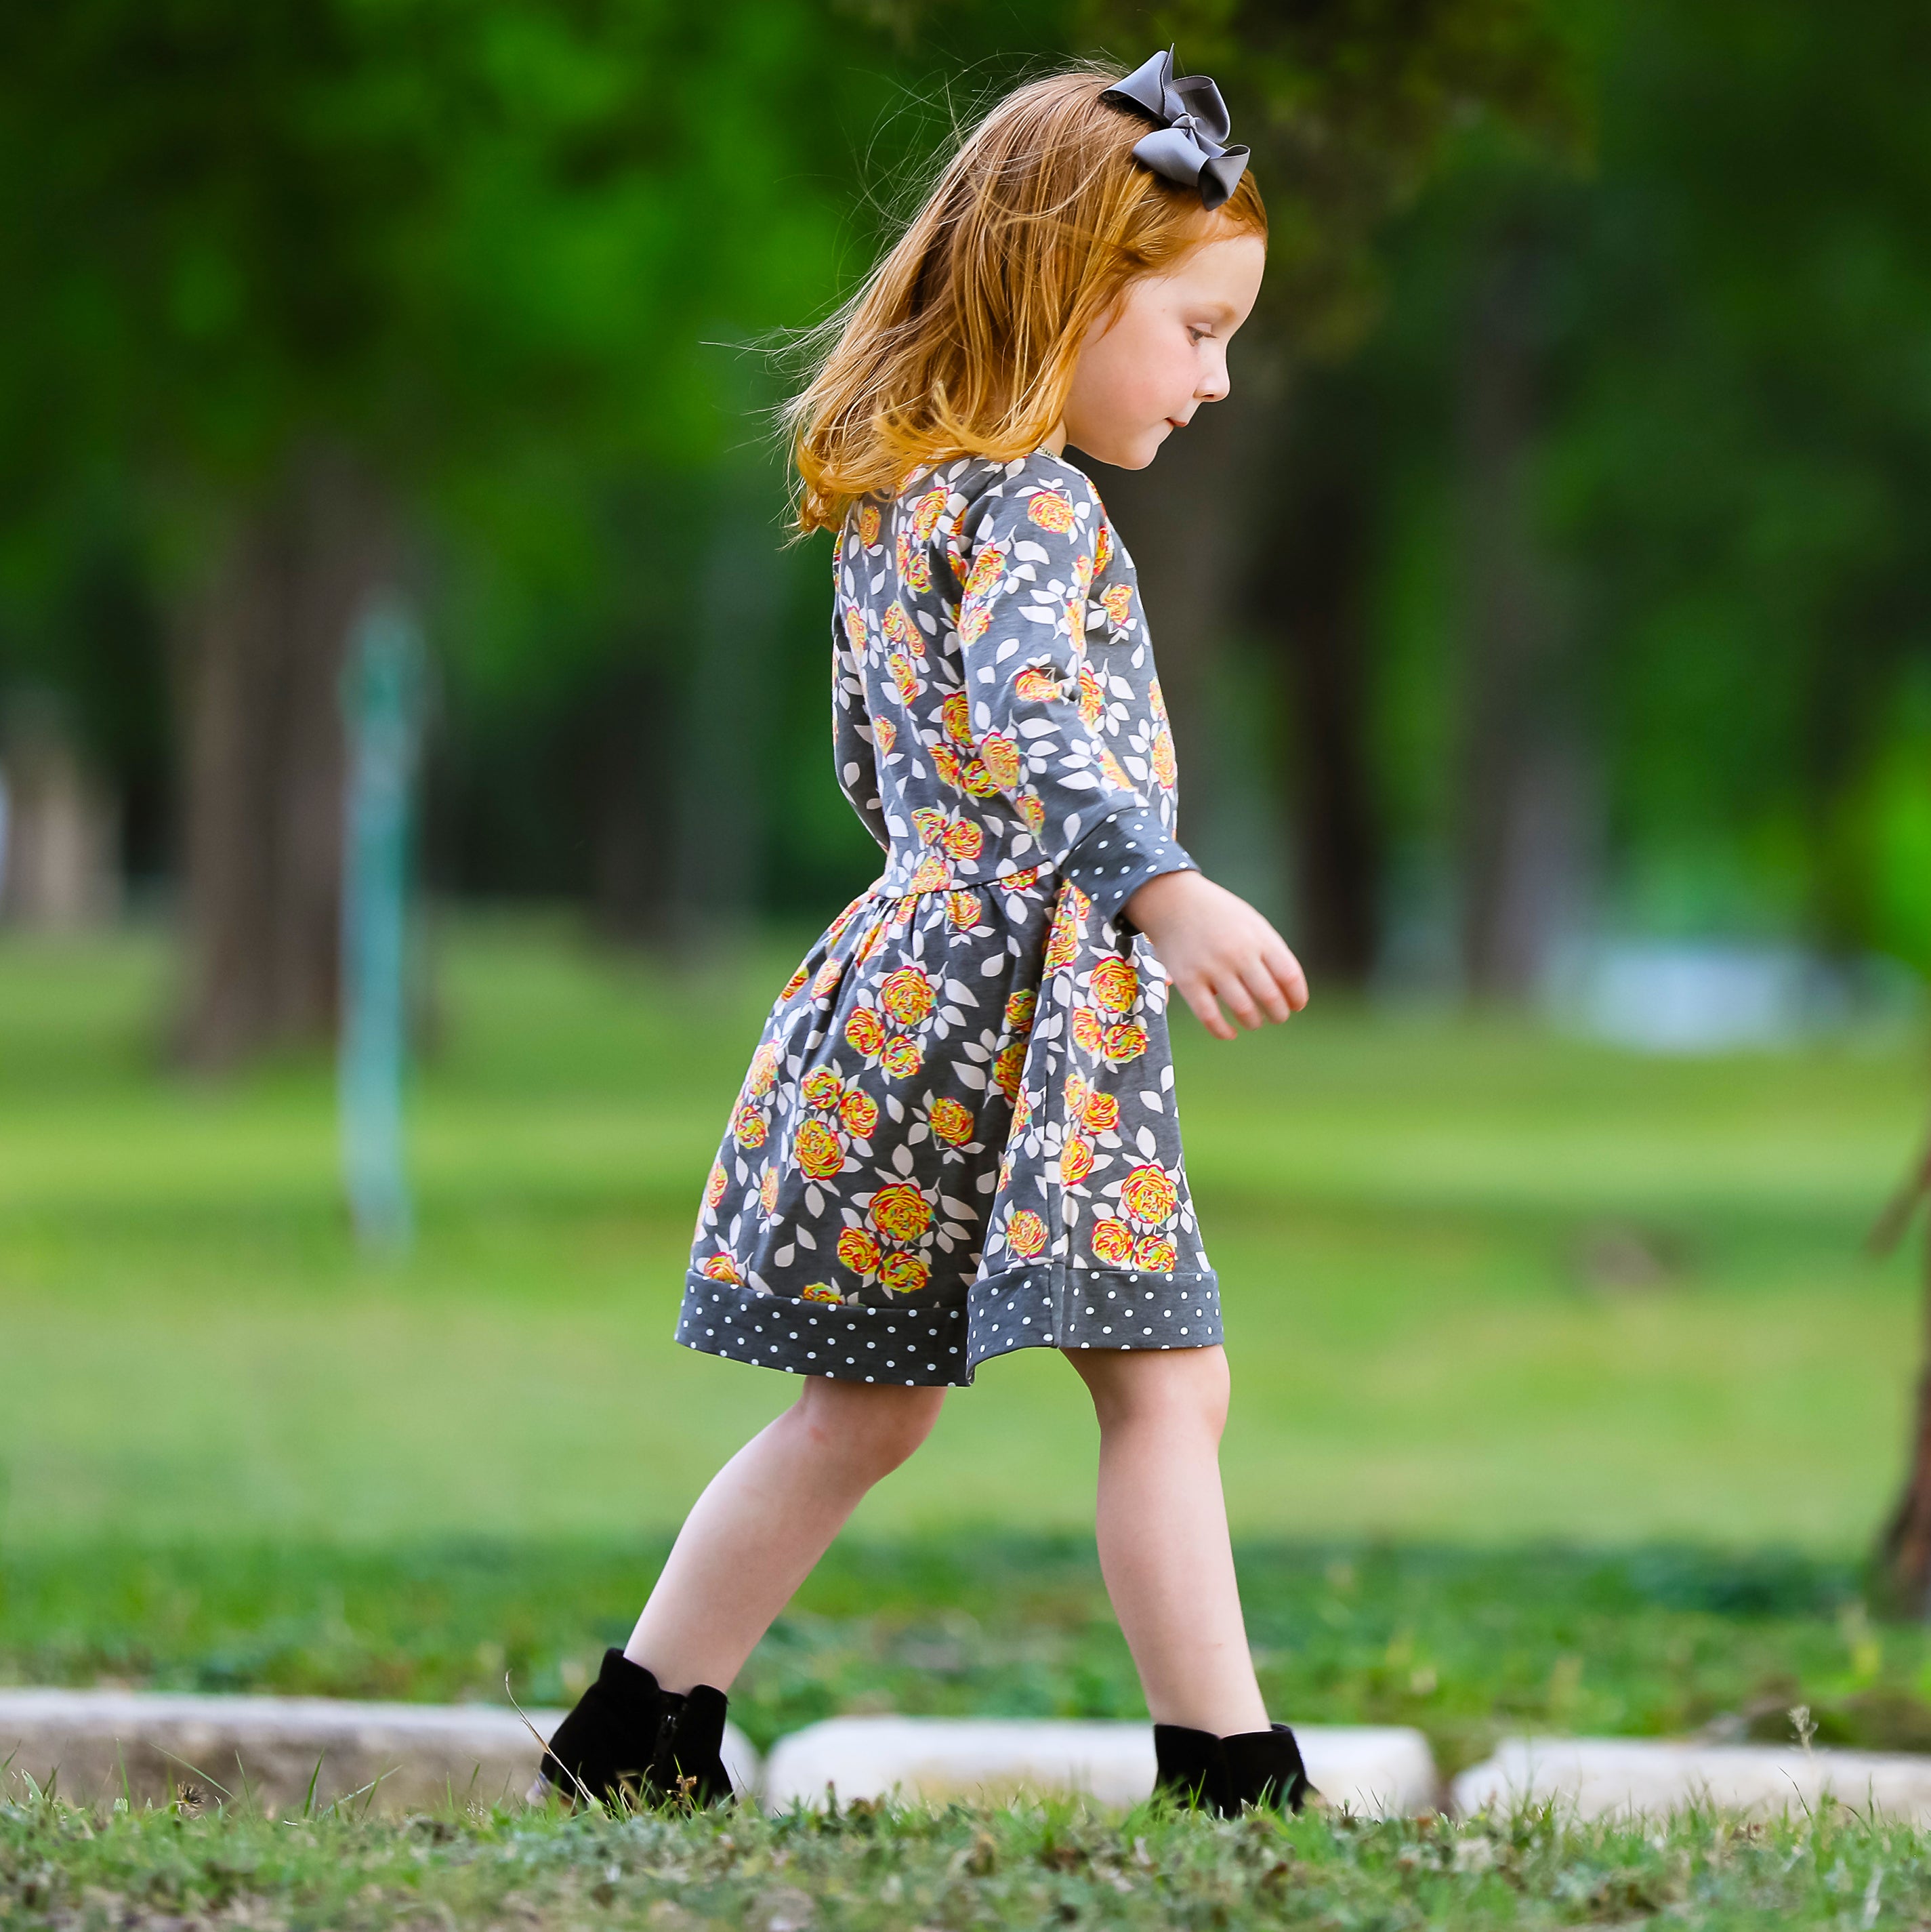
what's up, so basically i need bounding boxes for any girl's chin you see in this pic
[1084,424,1171,470]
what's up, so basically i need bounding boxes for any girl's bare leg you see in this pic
[1065,1344,1269,1734]
[625,1377,945,1693]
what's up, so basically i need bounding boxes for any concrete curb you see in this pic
[1453,1735,1931,1823]
[0,1687,760,1815]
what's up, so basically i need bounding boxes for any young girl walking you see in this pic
[536,50,1311,1820]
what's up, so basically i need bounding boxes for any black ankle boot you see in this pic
[650,1682,734,1807]
[1151,1721,1314,1817]
[1153,1724,1223,1809]
[539,1649,669,1805]
[1219,1724,1313,1815]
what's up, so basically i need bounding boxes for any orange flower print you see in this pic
[881,1034,925,1079]
[800,1283,844,1304]
[1135,1234,1178,1272]
[843,605,865,649]
[1003,865,1043,892]
[909,854,951,893]
[963,543,1005,602]
[1064,1071,1089,1116]
[1072,1007,1104,1054]
[1121,1162,1178,1225]
[1098,747,1133,792]
[704,1162,729,1209]
[888,653,921,706]
[1090,1218,1136,1265]
[1089,958,1139,1015]
[843,1007,885,1056]
[896,525,932,595]
[1014,667,1061,705]
[930,744,963,791]
[802,1067,843,1108]
[1004,989,1036,1034]
[874,717,896,759]
[929,1096,975,1146]
[1006,1208,1048,1259]
[780,962,810,1000]
[1077,665,1105,727]
[913,806,947,848]
[701,1252,743,1283]
[1045,915,1081,975]
[879,966,935,1027]
[1017,792,1046,835]
[978,731,1020,792]
[811,956,844,1000]
[993,1040,1026,1100]
[795,1117,845,1180]
[839,1090,880,1139]
[911,485,949,543]
[1083,1090,1120,1132]
[869,1180,932,1242]
[943,819,984,862]
[1101,583,1134,627]
[883,599,917,650]
[1094,518,1114,573]
[1011,1086,1033,1134]
[758,1166,781,1214]
[1027,490,1075,533]
[732,1103,767,1149]
[1102,1023,1148,1064]
[1059,1133,1095,1185]
[747,1042,780,1097]
[959,600,992,646]
[940,690,972,745]
[880,1251,930,1294]
[948,890,982,930]
[836,1227,881,1275]
[1071,548,1094,594]
[858,503,880,548]
[1148,676,1167,722]
[1151,725,1177,790]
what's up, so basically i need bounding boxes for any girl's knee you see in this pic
[793,1379,944,1481]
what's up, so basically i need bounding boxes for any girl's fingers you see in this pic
[1178,973,1236,1040]
[1241,957,1293,1024]
[1264,939,1310,1012]
[1215,968,1265,1032]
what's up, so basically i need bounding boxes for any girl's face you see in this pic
[1050,230,1267,470]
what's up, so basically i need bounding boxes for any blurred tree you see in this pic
[0,0,876,1062]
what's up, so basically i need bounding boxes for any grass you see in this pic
[0,916,1924,1549]
[7,1785,1931,1929]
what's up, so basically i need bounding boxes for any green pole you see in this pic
[339,596,426,1251]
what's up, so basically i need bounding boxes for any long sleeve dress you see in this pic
[676,449,1222,1386]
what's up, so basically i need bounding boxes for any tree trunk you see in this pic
[1875,1134,1931,1616]
[1455,220,1590,1001]
[1245,377,1384,987]
[175,447,398,1069]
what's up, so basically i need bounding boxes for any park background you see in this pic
[5,0,1931,1787]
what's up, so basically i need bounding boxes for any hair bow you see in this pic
[1100,47,1250,212]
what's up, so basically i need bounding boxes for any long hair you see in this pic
[787,64,1267,535]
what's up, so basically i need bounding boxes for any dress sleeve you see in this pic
[955,464,1195,927]
[832,532,890,856]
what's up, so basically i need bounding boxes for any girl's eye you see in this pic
[1188,326,1210,344]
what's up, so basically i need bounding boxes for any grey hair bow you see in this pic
[1100,47,1250,211]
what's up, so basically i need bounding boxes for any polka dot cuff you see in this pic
[1062,804,1195,932]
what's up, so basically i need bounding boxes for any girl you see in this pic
[537,51,1311,1819]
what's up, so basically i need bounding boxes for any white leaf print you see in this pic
[1137,1128,1157,1156]
[885,1094,905,1122]
[804,1186,823,1216]
[892,1143,915,1176]
[774,1246,795,1267]
[795,1227,816,1249]
[1140,1091,1163,1111]
[957,1064,987,1090]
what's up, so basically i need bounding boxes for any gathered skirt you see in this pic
[677,869,1222,1386]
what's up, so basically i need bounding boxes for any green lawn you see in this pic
[0,917,1922,1550]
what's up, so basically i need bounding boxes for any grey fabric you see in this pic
[677,452,1220,1386]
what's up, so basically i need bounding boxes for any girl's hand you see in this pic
[1123,869,1309,1042]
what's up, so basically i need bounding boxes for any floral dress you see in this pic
[677,450,1222,1386]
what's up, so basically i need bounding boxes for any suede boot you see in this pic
[1152,1724,1223,1809]
[538,1648,669,1806]
[1151,1721,1314,1817]
[1218,1723,1313,1815]
[650,1682,734,1807]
